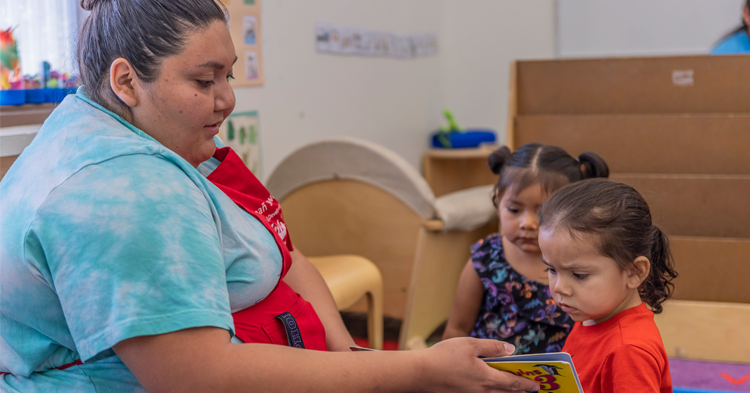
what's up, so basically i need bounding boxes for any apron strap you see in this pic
[275,312,305,349]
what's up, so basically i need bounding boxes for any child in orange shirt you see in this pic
[538,179,678,393]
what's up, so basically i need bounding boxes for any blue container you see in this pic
[0,89,26,106]
[25,88,45,104]
[431,129,496,149]
[44,88,66,103]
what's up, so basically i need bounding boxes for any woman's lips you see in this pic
[203,122,221,136]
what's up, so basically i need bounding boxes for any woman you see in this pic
[0,0,540,392]
[711,1,750,55]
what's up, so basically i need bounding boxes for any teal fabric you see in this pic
[711,30,750,55]
[0,88,282,392]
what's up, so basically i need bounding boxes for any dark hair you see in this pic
[488,143,609,206]
[538,179,678,313]
[77,0,227,117]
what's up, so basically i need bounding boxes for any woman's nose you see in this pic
[215,80,236,113]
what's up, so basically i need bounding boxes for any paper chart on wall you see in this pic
[218,111,262,177]
[316,23,438,59]
[222,0,264,86]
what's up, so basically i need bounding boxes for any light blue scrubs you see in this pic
[711,29,750,55]
[0,88,282,392]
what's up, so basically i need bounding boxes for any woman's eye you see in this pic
[197,80,214,87]
[545,267,556,274]
[227,75,235,82]
[573,273,588,280]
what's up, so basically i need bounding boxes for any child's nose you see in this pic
[552,277,572,296]
[520,211,539,230]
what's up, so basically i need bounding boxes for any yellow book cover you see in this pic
[483,352,583,393]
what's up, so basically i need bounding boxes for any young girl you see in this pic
[443,143,609,354]
[538,179,678,393]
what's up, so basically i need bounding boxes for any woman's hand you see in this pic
[419,338,540,392]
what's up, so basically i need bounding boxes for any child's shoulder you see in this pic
[470,233,504,254]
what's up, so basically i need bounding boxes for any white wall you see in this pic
[441,0,555,143]
[234,0,556,178]
[235,0,445,177]
[558,0,745,58]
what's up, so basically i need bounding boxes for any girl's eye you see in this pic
[197,80,214,87]
[507,207,520,214]
[227,75,235,82]
[573,273,588,280]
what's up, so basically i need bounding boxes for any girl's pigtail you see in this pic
[640,226,678,313]
[578,152,610,179]
[488,146,512,175]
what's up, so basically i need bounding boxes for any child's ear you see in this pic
[626,256,651,289]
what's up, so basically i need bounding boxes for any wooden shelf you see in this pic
[0,103,57,128]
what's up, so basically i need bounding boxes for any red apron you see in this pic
[207,147,327,350]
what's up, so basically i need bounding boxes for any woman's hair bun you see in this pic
[487,146,512,175]
[578,151,610,179]
[80,0,108,11]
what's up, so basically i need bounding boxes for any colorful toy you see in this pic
[431,109,496,149]
[1,27,21,90]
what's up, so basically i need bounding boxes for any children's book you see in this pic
[483,352,584,393]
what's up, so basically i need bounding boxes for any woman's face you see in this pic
[130,21,237,167]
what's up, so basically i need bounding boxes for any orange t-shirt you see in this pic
[562,303,672,393]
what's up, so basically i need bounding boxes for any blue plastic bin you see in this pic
[0,89,26,106]
[25,89,45,104]
[431,129,496,149]
[45,88,67,103]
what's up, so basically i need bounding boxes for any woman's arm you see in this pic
[114,326,540,393]
[443,260,484,340]
[283,248,356,351]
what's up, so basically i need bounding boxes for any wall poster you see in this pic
[220,0,264,87]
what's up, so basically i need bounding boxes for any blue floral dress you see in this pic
[469,234,572,354]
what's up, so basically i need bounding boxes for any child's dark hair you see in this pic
[77,0,227,118]
[538,179,678,313]
[488,143,609,206]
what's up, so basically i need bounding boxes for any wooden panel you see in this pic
[0,103,57,127]
[610,174,750,238]
[670,236,750,304]
[399,218,498,349]
[517,55,750,115]
[0,155,18,180]
[280,180,424,319]
[422,146,498,197]
[515,115,750,174]
[654,300,750,364]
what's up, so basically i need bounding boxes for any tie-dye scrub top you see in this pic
[0,88,282,392]
[469,234,572,354]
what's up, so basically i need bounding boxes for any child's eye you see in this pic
[572,273,588,280]
[227,75,235,82]
[197,80,214,87]
[507,207,520,214]
[544,267,556,274]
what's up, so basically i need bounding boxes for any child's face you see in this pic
[539,226,640,325]
[498,183,546,254]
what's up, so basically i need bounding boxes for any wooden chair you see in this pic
[506,55,750,364]
[266,138,498,349]
[307,255,384,350]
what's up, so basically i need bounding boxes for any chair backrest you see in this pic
[267,138,439,319]
[267,137,436,219]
